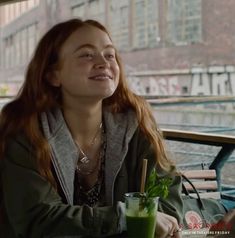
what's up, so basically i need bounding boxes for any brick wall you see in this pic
[121,0,235,72]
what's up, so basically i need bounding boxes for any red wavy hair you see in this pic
[0,19,173,187]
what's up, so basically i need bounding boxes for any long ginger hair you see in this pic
[0,19,173,187]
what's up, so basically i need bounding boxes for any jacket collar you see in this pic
[103,109,138,204]
[40,107,138,205]
[41,108,77,204]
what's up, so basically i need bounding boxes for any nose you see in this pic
[94,54,108,68]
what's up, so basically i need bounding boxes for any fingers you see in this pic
[171,228,182,238]
[164,213,180,237]
[169,227,182,238]
[155,212,181,238]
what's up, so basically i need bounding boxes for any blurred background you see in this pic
[0,0,235,191]
[1,0,235,98]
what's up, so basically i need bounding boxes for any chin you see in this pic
[99,85,117,96]
[98,90,116,100]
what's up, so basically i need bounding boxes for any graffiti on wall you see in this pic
[127,65,235,96]
[191,66,235,95]
[128,76,181,95]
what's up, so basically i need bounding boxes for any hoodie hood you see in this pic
[40,107,138,205]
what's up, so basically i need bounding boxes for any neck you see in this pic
[62,101,102,146]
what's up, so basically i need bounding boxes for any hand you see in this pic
[209,209,235,237]
[155,212,181,238]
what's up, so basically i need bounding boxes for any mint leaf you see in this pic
[145,169,172,199]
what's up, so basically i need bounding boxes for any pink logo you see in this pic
[185,211,203,229]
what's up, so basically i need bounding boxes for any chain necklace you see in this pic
[74,122,103,174]
[74,131,106,206]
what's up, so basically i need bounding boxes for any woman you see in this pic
[0,19,183,237]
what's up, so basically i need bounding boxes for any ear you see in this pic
[46,70,61,87]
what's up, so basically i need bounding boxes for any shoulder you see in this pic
[3,133,37,170]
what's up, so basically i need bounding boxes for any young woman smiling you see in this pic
[0,19,182,238]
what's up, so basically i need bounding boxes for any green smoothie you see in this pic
[126,215,156,238]
[125,193,158,238]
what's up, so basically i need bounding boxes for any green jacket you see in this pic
[0,108,183,238]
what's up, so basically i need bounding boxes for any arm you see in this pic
[127,128,183,237]
[147,151,183,225]
[1,137,121,238]
[157,174,183,225]
[126,128,183,225]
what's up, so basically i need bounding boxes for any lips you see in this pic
[89,73,113,81]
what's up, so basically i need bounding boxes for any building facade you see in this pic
[0,0,235,96]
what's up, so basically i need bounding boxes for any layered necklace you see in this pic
[74,122,103,175]
[74,125,106,207]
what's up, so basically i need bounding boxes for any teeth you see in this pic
[92,75,111,80]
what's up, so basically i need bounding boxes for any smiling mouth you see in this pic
[89,74,113,81]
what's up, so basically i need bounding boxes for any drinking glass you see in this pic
[125,192,159,238]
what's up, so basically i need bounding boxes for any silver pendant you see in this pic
[80,156,89,164]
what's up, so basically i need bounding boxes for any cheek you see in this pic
[113,64,120,79]
[116,72,120,86]
[76,61,90,68]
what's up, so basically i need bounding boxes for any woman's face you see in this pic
[52,25,120,104]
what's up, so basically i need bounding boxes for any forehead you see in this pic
[60,25,113,57]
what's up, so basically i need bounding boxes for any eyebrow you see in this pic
[73,44,116,53]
